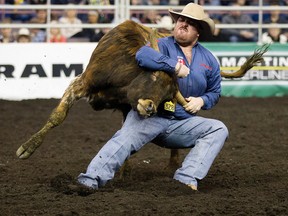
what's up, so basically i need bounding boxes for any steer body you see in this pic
[16,20,179,159]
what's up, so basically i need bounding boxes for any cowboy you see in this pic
[77,3,228,193]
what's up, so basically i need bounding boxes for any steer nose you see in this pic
[146,102,154,112]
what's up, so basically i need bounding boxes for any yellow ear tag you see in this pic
[164,101,175,112]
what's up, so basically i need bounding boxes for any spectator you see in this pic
[280,0,288,5]
[221,2,257,42]
[51,0,69,3]
[140,10,160,24]
[90,27,110,42]
[50,20,67,42]
[220,0,230,5]
[86,0,115,22]
[51,0,85,3]
[264,1,288,38]
[87,0,111,4]
[29,9,47,42]
[76,10,100,41]
[143,0,160,4]
[5,0,33,22]
[73,10,111,42]
[264,2,288,24]
[0,18,16,43]
[30,9,47,25]
[130,0,143,23]
[209,0,221,5]
[16,28,31,43]
[262,24,287,44]
[130,0,142,5]
[247,0,263,22]
[235,0,250,5]
[157,15,174,34]
[159,0,169,5]
[58,5,83,39]
[30,0,47,3]
[178,0,192,5]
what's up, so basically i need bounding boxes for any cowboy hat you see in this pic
[169,3,215,37]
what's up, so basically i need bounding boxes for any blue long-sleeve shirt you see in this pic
[135,36,222,119]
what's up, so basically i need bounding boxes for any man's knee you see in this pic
[220,121,229,138]
[212,119,229,139]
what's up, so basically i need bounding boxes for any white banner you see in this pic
[1,43,288,100]
[0,43,96,100]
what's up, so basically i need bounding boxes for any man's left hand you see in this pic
[183,97,204,113]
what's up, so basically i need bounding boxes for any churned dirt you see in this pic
[0,97,287,216]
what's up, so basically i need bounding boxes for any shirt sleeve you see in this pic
[135,45,178,74]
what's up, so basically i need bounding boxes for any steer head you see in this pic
[87,70,178,118]
[127,71,178,118]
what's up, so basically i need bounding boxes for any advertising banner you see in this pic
[0,43,288,100]
[204,43,288,97]
[0,43,95,100]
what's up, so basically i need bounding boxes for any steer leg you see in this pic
[119,159,133,180]
[168,149,180,169]
[16,75,87,159]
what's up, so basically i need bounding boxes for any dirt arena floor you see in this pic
[0,97,287,216]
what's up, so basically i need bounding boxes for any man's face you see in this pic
[173,16,199,47]
[1,28,12,37]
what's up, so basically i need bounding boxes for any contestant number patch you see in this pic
[164,101,175,112]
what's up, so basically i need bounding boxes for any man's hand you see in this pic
[183,97,204,113]
[175,62,190,78]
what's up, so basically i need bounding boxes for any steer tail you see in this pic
[16,75,87,159]
[220,43,270,78]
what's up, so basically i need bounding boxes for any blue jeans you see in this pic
[78,110,228,189]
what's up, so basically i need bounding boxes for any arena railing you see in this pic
[1,0,288,43]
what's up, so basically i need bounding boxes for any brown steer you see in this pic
[16,20,269,169]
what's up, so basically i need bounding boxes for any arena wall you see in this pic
[0,42,287,100]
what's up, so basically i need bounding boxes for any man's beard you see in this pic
[174,34,194,47]
[174,28,194,47]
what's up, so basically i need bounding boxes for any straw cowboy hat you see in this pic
[169,3,215,37]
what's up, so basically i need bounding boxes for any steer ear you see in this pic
[151,72,159,81]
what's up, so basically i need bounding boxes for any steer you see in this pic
[16,20,269,169]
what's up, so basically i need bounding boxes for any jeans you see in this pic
[78,109,228,189]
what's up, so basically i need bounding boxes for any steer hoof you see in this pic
[16,133,44,159]
[137,99,157,117]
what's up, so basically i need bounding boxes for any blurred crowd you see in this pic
[0,0,288,43]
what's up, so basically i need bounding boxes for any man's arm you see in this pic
[135,46,190,77]
[135,45,177,73]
